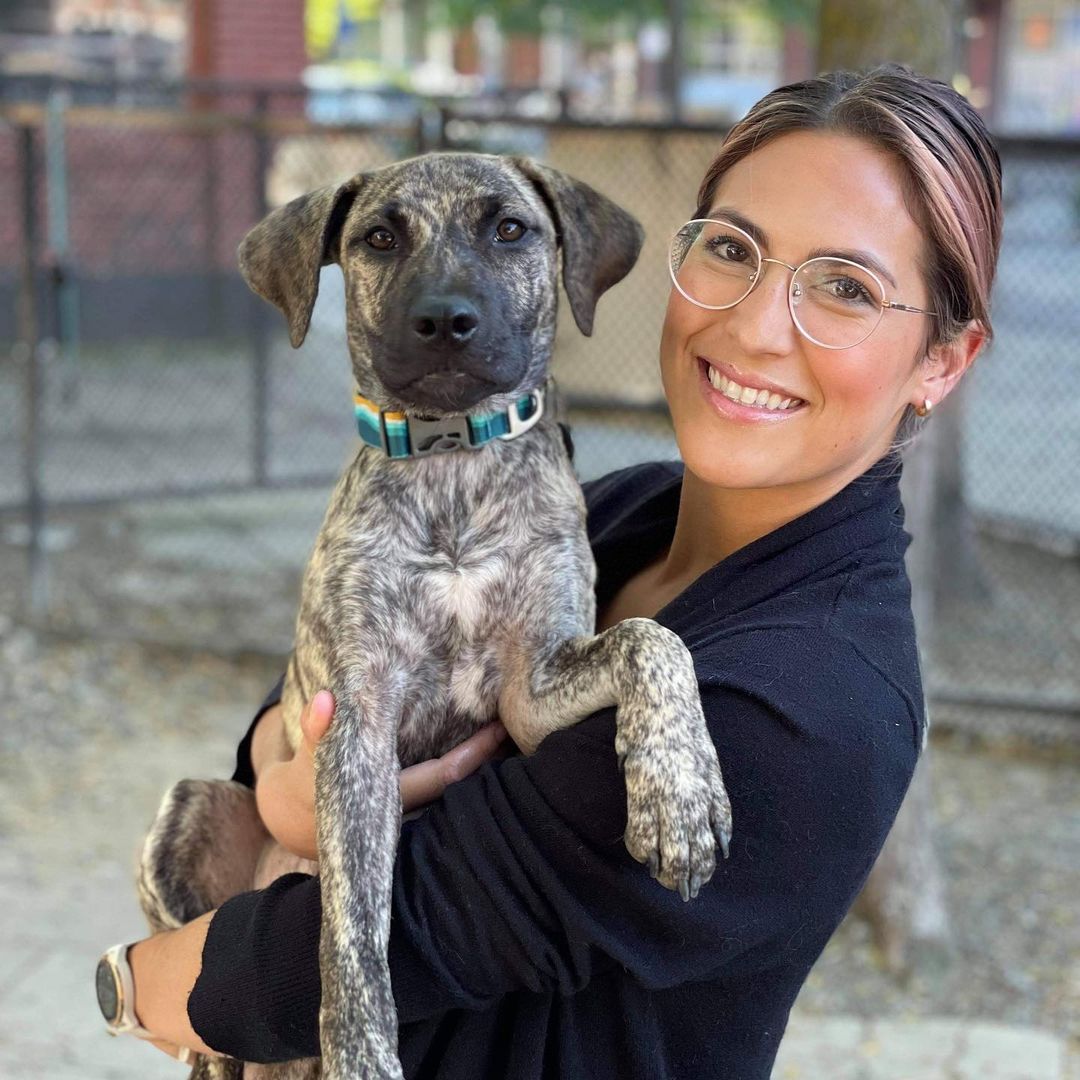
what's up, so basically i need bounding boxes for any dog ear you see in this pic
[511,158,644,337]
[237,176,364,348]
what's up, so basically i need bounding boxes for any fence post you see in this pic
[436,104,450,151]
[202,124,224,337]
[45,87,81,407]
[250,91,271,486]
[411,110,426,156]
[17,124,48,616]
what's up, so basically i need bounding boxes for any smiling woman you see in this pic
[118,64,1004,1080]
[649,76,1001,572]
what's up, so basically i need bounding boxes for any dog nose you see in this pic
[409,295,480,347]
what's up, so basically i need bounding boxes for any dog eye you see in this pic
[365,228,396,251]
[495,219,526,243]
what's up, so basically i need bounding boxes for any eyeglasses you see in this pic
[668,218,937,350]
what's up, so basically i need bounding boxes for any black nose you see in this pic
[409,295,480,347]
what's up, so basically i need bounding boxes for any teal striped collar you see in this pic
[354,382,548,459]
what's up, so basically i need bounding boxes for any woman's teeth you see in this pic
[706,364,802,411]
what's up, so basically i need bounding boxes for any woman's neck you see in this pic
[656,459,874,590]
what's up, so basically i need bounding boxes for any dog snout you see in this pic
[409,295,480,348]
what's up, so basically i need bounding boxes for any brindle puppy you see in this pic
[138,153,732,1080]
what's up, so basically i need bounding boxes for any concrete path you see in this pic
[773,1015,1074,1080]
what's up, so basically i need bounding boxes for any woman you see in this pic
[122,64,1002,1078]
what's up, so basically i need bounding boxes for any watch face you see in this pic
[95,957,121,1024]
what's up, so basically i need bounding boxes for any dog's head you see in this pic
[238,152,643,415]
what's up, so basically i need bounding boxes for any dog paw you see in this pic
[618,723,732,900]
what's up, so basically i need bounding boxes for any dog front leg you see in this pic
[314,679,404,1080]
[503,618,732,899]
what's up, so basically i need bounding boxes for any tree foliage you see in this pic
[439,0,669,36]
[435,0,961,79]
[816,0,962,78]
[761,0,819,33]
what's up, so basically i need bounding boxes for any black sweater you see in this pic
[189,458,923,1079]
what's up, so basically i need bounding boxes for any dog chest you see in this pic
[417,552,506,640]
[298,435,591,733]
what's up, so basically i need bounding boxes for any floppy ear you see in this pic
[511,158,644,336]
[237,176,365,348]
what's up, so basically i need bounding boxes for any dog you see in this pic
[138,152,732,1080]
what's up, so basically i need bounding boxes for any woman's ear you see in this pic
[915,321,986,409]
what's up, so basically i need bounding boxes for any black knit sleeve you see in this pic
[190,659,916,1060]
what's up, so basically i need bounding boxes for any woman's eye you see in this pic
[496,219,526,242]
[829,277,871,303]
[706,236,750,262]
[365,228,396,251]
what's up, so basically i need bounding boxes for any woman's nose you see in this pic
[722,263,798,357]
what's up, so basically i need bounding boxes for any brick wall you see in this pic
[505,36,541,88]
[187,0,306,85]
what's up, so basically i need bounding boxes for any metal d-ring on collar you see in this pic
[354,379,550,459]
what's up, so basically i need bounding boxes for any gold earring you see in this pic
[915,398,933,417]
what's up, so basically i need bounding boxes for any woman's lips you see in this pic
[696,358,807,423]
[699,356,804,403]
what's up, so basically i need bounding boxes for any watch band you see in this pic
[96,943,156,1039]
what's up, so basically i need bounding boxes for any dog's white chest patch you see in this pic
[422,553,505,640]
[420,551,508,718]
[448,647,499,718]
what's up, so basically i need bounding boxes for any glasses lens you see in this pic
[670,220,759,309]
[791,258,885,348]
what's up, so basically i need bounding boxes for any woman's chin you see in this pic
[675,433,806,491]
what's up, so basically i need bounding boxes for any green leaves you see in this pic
[437,0,669,36]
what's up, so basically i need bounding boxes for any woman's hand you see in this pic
[254,693,512,861]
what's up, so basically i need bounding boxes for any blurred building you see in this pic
[0,0,185,83]
[2,0,1080,131]
[997,0,1080,131]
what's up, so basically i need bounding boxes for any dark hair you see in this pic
[694,65,1003,446]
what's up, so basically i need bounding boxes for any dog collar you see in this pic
[354,382,547,459]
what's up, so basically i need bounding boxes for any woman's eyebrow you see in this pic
[707,205,899,290]
[806,246,898,289]
[708,206,768,248]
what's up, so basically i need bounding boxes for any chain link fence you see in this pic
[2,83,1078,716]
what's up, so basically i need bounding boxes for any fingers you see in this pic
[399,757,449,813]
[399,722,509,813]
[438,721,509,785]
[294,693,509,814]
[300,690,335,753]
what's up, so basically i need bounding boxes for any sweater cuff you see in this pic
[189,873,322,1062]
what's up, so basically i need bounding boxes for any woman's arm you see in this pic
[128,913,219,1057]
[189,658,918,1061]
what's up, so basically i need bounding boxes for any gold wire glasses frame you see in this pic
[668,218,939,351]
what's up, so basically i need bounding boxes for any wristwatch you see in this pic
[95,943,155,1039]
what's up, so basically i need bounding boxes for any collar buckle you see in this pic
[407,414,478,456]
